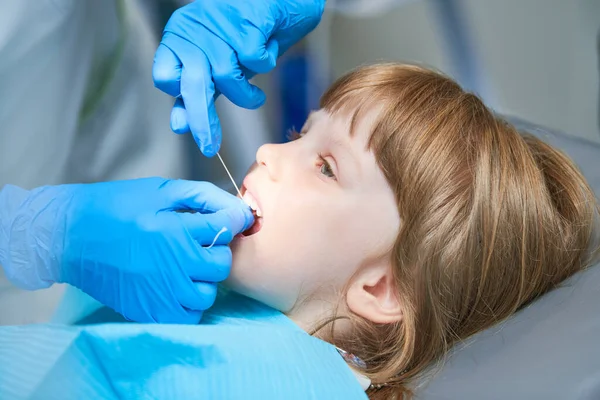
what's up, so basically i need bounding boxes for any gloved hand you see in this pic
[153,0,326,157]
[0,178,254,324]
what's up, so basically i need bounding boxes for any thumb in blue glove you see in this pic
[153,0,326,157]
[0,178,254,324]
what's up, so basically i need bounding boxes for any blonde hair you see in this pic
[317,63,600,399]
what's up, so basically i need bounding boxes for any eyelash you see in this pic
[288,128,337,181]
[318,153,337,180]
[287,128,305,141]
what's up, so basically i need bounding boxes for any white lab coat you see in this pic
[0,0,185,324]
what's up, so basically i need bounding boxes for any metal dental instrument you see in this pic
[216,152,243,198]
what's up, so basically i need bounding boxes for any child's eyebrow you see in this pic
[307,110,362,178]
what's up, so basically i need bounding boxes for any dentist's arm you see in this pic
[153,0,326,157]
[0,178,254,324]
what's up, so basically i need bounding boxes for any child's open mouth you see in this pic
[242,210,263,236]
[240,187,263,237]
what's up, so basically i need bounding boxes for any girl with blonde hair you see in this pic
[228,62,600,398]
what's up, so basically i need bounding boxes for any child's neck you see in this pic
[286,296,348,336]
[286,299,372,391]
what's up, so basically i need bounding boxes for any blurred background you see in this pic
[149,0,600,190]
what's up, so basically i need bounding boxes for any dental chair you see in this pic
[416,117,600,400]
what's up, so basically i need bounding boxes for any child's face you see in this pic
[227,110,400,321]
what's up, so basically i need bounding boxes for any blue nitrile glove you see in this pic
[153,0,326,157]
[0,178,254,324]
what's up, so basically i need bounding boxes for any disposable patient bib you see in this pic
[0,289,367,400]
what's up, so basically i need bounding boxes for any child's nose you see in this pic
[255,143,281,181]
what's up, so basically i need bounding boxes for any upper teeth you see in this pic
[242,191,262,218]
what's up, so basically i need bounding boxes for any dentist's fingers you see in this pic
[170,97,189,134]
[191,246,233,282]
[235,30,280,74]
[205,37,266,109]
[179,52,221,156]
[161,180,249,213]
[177,208,253,245]
[159,32,218,155]
[153,43,182,98]
[178,281,219,312]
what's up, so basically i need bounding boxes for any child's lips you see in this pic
[242,213,263,236]
[241,190,262,218]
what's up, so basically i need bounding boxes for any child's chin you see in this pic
[221,272,253,299]
[227,252,255,285]
[229,235,244,253]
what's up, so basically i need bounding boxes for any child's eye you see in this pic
[318,154,337,180]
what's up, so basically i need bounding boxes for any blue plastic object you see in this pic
[0,290,367,400]
[0,178,254,324]
[153,0,326,156]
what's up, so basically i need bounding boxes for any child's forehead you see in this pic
[306,107,383,150]
[307,107,381,133]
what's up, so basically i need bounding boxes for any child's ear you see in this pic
[346,262,402,324]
